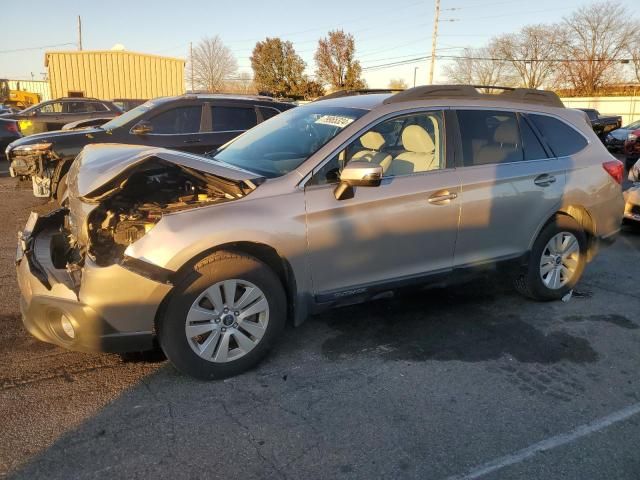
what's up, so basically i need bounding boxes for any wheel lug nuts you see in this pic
[214,318,220,323]
[233,322,238,328]
[223,307,229,313]
[234,311,239,316]
[221,327,227,332]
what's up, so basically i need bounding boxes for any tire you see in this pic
[514,215,587,301]
[158,251,286,380]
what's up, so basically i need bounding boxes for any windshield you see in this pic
[212,105,367,178]
[623,120,640,130]
[101,102,153,130]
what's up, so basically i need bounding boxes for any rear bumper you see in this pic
[16,210,172,353]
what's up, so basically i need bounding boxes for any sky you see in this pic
[1,0,637,89]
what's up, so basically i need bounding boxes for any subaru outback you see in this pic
[16,85,624,380]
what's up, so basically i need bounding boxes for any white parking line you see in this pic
[445,402,640,480]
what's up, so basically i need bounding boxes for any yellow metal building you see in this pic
[45,50,185,101]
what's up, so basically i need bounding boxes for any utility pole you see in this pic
[429,0,440,85]
[413,66,419,87]
[190,42,194,92]
[77,15,83,51]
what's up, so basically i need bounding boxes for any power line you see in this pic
[0,42,76,54]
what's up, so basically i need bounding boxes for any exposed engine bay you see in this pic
[73,159,256,266]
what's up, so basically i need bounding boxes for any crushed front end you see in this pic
[8,142,59,197]
[16,145,260,353]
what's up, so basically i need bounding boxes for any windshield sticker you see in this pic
[314,115,355,128]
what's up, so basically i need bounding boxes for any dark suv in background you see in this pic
[6,94,294,199]
[0,97,123,135]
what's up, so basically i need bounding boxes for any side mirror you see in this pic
[334,161,383,200]
[131,120,153,135]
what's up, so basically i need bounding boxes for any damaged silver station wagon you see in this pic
[16,85,624,379]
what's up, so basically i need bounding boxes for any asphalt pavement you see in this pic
[1,172,639,480]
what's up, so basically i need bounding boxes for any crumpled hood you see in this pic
[70,143,262,198]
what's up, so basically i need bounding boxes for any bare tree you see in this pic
[558,1,636,95]
[442,47,513,87]
[492,25,564,88]
[388,78,408,90]
[251,37,307,97]
[224,72,255,94]
[189,36,237,92]
[314,30,365,90]
[629,35,640,83]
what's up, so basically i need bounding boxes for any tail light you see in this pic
[602,160,624,184]
[5,122,18,134]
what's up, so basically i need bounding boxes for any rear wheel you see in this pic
[515,215,587,301]
[158,251,286,380]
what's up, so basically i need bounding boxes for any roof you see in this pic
[305,85,565,111]
[149,94,293,106]
[44,50,185,66]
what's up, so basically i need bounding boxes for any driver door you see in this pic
[304,110,461,299]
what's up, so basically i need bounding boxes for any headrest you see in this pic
[402,125,434,153]
[359,131,385,150]
[493,122,519,144]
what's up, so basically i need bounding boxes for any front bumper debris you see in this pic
[16,209,173,353]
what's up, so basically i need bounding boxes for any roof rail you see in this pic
[383,85,564,108]
[315,88,403,101]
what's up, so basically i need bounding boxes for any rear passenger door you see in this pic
[452,109,568,267]
[198,103,259,153]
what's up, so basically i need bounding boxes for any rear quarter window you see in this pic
[529,114,588,157]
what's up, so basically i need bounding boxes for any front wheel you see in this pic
[515,216,587,301]
[158,251,286,380]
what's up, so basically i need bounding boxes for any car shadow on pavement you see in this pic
[317,279,600,365]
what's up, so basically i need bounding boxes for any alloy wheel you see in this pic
[539,232,580,290]
[185,279,269,363]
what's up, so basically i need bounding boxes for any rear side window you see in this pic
[519,116,549,160]
[212,106,257,131]
[91,102,109,112]
[457,110,523,166]
[528,114,587,157]
[259,107,280,121]
[149,106,202,134]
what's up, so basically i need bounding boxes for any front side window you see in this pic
[211,106,367,178]
[457,110,523,166]
[212,106,257,131]
[309,111,445,186]
[148,106,202,134]
[529,114,588,157]
[37,102,63,114]
[102,102,153,130]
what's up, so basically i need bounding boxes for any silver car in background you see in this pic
[16,85,624,379]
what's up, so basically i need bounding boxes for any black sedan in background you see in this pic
[6,94,294,200]
[605,119,640,166]
[0,97,123,135]
[0,118,20,159]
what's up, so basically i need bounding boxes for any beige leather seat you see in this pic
[475,121,520,164]
[351,131,391,167]
[386,125,437,176]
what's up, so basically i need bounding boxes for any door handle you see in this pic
[534,174,556,187]
[428,191,457,205]
[183,139,202,144]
